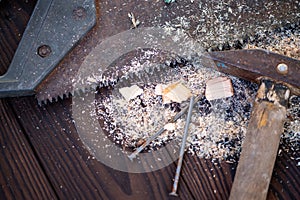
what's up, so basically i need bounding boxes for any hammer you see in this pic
[203,49,300,200]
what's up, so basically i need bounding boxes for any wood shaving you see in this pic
[93,50,257,162]
[164,123,176,131]
[119,85,143,102]
[89,17,300,164]
[128,12,140,29]
[160,82,192,104]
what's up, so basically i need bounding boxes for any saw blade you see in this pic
[35,0,300,105]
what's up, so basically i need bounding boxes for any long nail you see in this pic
[170,96,195,196]
[128,95,201,160]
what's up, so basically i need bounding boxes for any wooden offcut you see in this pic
[205,77,234,101]
[155,82,192,104]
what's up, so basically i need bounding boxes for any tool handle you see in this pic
[229,80,289,200]
[0,0,96,98]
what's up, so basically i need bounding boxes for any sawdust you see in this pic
[281,96,300,161]
[36,0,300,104]
[246,31,300,60]
[160,1,300,55]
[92,49,258,162]
[80,1,300,163]
[159,8,300,162]
[85,16,300,163]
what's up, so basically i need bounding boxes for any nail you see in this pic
[128,95,201,160]
[128,127,165,161]
[170,96,195,196]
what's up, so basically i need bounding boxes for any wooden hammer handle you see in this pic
[229,80,290,200]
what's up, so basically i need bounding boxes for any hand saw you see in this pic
[1,1,299,199]
[0,0,299,104]
[0,0,96,97]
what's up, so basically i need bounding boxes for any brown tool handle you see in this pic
[229,80,289,200]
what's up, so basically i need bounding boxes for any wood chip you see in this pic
[154,84,164,96]
[205,77,234,101]
[164,123,176,131]
[156,82,192,104]
[119,85,143,102]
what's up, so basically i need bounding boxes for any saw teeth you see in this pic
[36,92,70,106]
[128,72,134,79]
[80,88,86,94]
[47,97,53,104]
[145,66,150,74]
[37,99,45,106]
[113,63,171,92]
[239,38,244,45]
[117,77,131,88]
[90,84,97,90]
[58,94,64,101]
[98,82,103,88]
[73,89,82,96]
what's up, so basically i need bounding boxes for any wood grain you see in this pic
[7,96,299,199]
[268,150,300,200]
[0,0,299,199]
[0,99,57,199]
[8,96,237,199]
[0,0,36,75]
[230,101,286,200]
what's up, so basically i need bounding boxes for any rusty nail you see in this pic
[37,45,51,58]
[276,63,288,75]
[73,7,86,20]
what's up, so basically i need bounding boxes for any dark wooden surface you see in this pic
[0,1,299,199]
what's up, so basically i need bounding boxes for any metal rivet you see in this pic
[276,63,288,75]
[73,7,86,20]
[37,45,51,58]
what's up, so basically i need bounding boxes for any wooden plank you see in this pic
[0,0,298,199]
[8,96,238,199]
[0,1,57,198]
[268,150,300,199]
[0,99,57,199]
[6,95,300,200]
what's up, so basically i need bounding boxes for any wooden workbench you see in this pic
[0,1,299,199]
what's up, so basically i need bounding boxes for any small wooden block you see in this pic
[155,82,192,104]
[205,77,234,101]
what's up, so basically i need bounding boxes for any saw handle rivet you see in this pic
[37,45,52,58]
[276,63,288,75]
[73,7,86,20]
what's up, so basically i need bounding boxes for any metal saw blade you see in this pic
[35,0,300,105]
